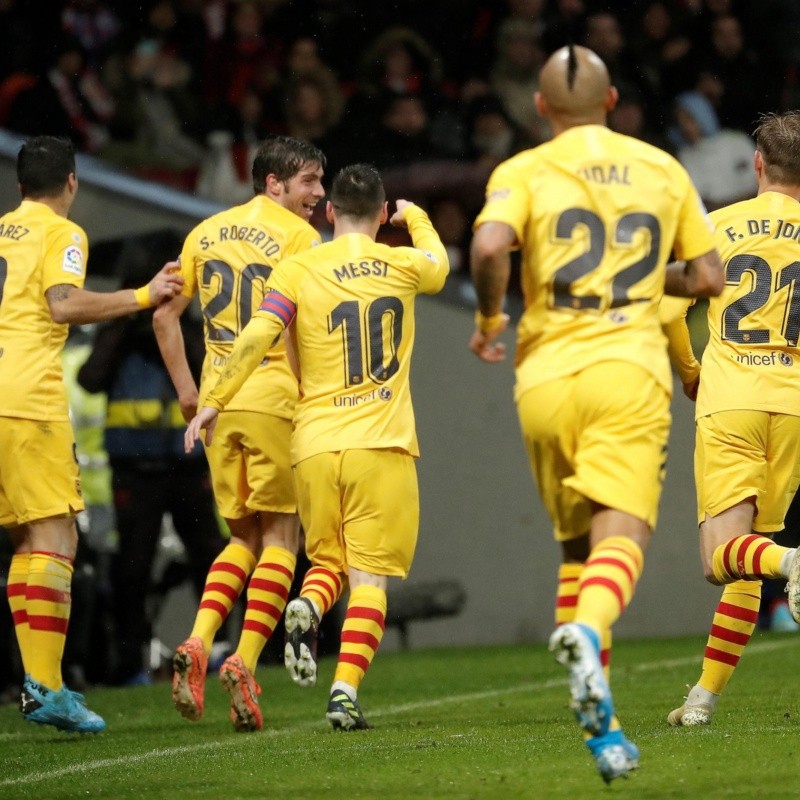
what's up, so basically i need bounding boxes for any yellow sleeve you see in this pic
[672,165,717,262]
[178,230,199,299]
[42,222,87,290]
[472,156,530,247]
[404,205,449,294]
[661,299,700,385]
[204,314,284,410]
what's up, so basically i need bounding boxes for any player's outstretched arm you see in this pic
[47,260,184,325]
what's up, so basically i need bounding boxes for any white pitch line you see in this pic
[2,636,796,788]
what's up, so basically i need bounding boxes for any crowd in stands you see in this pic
[2,0,800,259]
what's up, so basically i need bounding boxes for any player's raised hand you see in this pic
[185,406,220,452]
[390,199,415,228]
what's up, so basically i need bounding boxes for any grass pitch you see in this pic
[1,633,799,799]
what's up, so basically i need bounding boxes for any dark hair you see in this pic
[251,135,326,194]
[754,111,800,185]
[17,136,75,198]
[330,164,385,220]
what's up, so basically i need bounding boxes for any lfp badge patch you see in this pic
[62,245,84,277]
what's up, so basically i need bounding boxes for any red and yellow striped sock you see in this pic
[236,546,296,672]
[712,534,788,582]
[575,536,644,634]
[190,542,256,653]
[7,553,30,674]
[556,562,612,679]
[555,563,582,626]
[333,584,386,691]
[26,552,73,690]
[302,566,346,617]
[697,579,761,695]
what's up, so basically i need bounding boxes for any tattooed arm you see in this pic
[46,262,184,324]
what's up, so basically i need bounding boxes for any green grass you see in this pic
[2,632,799,799]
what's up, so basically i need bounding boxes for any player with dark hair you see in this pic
[666,110,800,727]
[1,135,183,733]
[468,46,724,782]
[185,163,449,730]
[154,135,325,732]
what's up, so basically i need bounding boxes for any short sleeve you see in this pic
[473,158,531,245]
[178,230,199,298]
[42,222,87,290]
[672,166,717,262]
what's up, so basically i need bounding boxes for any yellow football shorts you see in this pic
[516,361,671,541]
[293,448,419,578]
[204,409,295,519]
[0,418,83,526]
[695,410,800,531]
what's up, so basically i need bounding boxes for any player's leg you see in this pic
[556,537,613,681]
[671,411,800,725]
[326,448,418,731]
[218,413,300,731]
[172,412,259,721]
[220,512,299,732]
[698,413,800,590]
[285,452,347,689]
[0,418,104,733]
[526,363,666,782]
[172,513,258,721]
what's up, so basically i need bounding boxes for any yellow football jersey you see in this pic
[474,125,716,400]
[205,206,449,463]
[697,191,800,418]
[180,194,320,418]
[0,200,88,421]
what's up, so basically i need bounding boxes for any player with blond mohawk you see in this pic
[469,44,724,782]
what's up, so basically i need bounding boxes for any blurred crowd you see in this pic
[2,0,800,268]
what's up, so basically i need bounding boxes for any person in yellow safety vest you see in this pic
[77,233,227,685]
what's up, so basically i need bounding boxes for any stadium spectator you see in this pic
[60,0,122,70]
[154,136,325,733]
[184,164,449,731]
[693,13,770,133]
[488,17,548,143]
[203,0,283,124]
[8,35,114,154]
[628,0,693,107]
[100,37,205,186]
[283,73,344,148]
[1,135,183,733]
[464,93,538,172]
[670,91,757,210]
[664,110,800,727]
[468,45,722,782]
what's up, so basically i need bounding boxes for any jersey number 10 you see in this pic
[328,297,403,387]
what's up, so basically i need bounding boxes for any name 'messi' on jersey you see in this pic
[333,260,390,282]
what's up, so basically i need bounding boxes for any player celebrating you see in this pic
[154,136,324,732]
[468,46,723,781]
[185,164,448,730]
[667,111,800,727]
[1,135,183,733]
